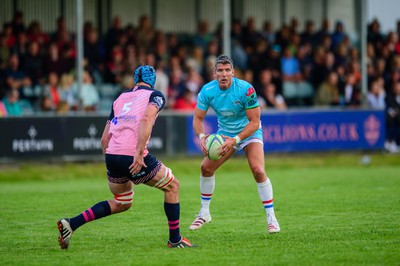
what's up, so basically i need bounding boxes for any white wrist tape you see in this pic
[199,133,205,140]
[233,135,241,144]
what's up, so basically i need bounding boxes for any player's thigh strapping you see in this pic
[105,153,162,203]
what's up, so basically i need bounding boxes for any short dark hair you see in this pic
[215,55,233,69]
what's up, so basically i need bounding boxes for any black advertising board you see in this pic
[0,115,169,160]
[0,117,63,158]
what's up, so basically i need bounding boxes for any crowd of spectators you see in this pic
[0,11,399,150]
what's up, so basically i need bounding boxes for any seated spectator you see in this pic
[154,61,169,103]
[79,71,99,112]
[384,81,400,153]
[0,33,10,66]
[2,89,22,116]
[39,95,54,112]
[59,73,78,110]
[172,88,196,111]
[258,83,287,110]
[105,45,126,84]
[42,72,61,111]
[281,46,313,106]
[367,77,386,109]
[167,68,186,108]
[0,100,7,116]
[314,71,340,106]
[339,73,361,107]
[4,54,37,102]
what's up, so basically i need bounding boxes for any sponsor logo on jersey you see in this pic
[154,96,164,108]
[245,87,255,96]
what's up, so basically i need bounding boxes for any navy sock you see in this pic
[164,202,181,243]
[69,201,111,231]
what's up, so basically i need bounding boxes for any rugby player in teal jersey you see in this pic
[190,55,280,234]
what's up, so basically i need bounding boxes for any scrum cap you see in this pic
[134,65,156,87]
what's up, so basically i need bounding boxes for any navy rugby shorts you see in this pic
[105,153,162,185]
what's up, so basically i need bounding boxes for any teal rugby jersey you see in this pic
[197,77,262,140]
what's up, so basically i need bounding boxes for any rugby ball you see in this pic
[205,133,224,160]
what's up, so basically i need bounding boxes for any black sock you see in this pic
[69,201,111,231]
[164,202,181,243]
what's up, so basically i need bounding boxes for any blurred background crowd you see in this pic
[0,11,399,150]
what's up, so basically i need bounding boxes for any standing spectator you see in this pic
[21,41,44,86]
[261,20,276,44]
[43,42,67,76]
[384,82,400,152]
[331,21,347,50]
[84,27,104,80]
[104,16,124,61]
[11,31,29,58]
[242,17,262,54]
[368,19,385,53]
[136,15,155,52]
[193,20,213,51]
[26,21,49,46]
[11,11,25,36]
[315,18,331,45]
[300,20,316,46]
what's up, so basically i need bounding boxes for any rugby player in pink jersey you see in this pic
[57,65,194,249]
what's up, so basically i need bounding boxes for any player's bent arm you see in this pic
[193,107,208,138]
[100,122,111,154]
[243,107,261,135]
[136,104,158,156]
[238,107,261,140]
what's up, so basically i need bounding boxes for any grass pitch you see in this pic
[0,153,399,265]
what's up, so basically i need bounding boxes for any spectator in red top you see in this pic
[173,88,196,111]
[41,71,60,111]
[2,23,16,48]
[27,21,49,45]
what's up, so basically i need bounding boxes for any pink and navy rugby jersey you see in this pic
[105,85,166,157]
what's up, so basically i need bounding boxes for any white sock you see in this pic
[200,174,215,216]
[257,178,275,217]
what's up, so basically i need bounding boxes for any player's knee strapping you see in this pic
[154,167,175,189]
[114,189,134,204]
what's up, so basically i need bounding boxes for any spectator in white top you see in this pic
[367,77,386,109]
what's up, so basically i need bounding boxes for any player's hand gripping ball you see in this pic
[205,133,224,160]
